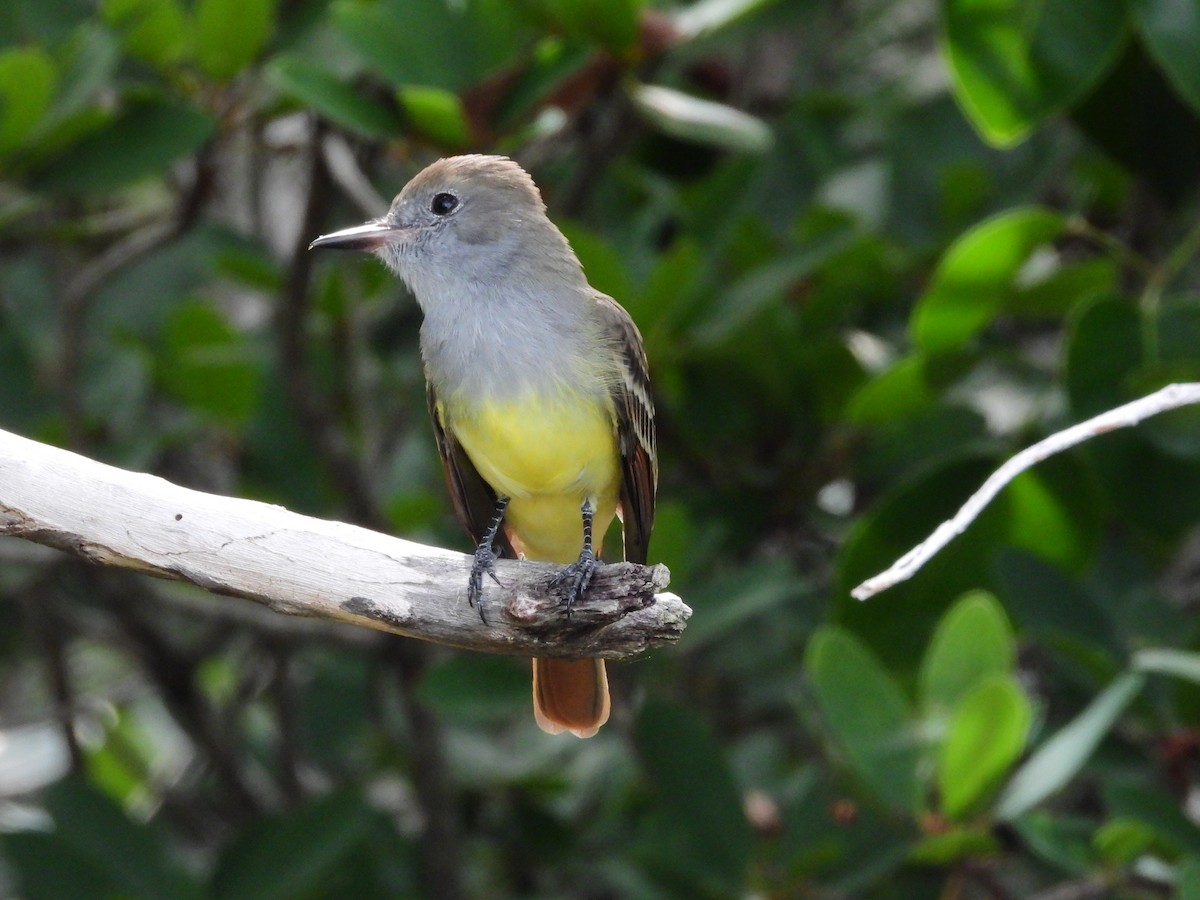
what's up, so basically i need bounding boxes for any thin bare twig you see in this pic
[853,383,1200,600]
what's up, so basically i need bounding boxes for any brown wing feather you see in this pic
[427,381,516,557]
[594,293,657,565]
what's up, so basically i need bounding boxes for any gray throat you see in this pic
[416,283,607,405]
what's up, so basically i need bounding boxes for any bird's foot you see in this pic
[468,541,503,623]
[551,547,599,618]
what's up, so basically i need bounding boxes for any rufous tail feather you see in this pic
[532,657,610,738]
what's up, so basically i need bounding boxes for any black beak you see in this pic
[309,221,399,251]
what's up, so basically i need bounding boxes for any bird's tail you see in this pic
[532,657,610,738]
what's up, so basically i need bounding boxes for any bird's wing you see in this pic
[595,293,657,565]
[427,381,517,557]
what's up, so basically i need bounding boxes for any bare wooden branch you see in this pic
[0,427,689,659]
[852,383,1200,601]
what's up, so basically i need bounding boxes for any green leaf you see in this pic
[211,789,371,900]
[1179,857,1200,897]
[1013,811,1095,874]
[42,777,201,900]
[332,0,528,93]
[919,590,1015,714]
[1,832,115,900]
[995,672,1145,820]
[399,86,470,148]
[195,0,275,79]
[938,675,1032,819]
[846,353,936,425]
[561,0,641,53]
[0,47,57,154]
[910,206,1064,354]
[943,0,1126,146]
[1004,466,1097,572]
[688,221,858,347]
[908,827,999,865]
[267,56,402,139]
[682,558,807,648]
[416,655,529,722]
[1065,297,1141,417]
[673,0,783,40]
[159,300,262,425]
[542,0,639,54]
[1132,0,1200,114]
[1103,782,1200,857]
[31,93,214,193]
[635,699,753,893]
[45,25,121,127]
[630,84,772,154]
[101,0,190,68]
[805,626,921,812]
[1094,818,1157,866]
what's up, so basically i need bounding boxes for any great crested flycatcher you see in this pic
[310,155,657,738]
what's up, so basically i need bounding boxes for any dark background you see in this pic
[4,0,1200,896]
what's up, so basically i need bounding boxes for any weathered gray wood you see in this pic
[0,428,688,659]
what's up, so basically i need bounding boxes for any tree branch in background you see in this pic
[277,122,384,527]
[852,383,1200,600]
[0,427,688,658]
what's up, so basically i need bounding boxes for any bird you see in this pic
[310,154,656,737]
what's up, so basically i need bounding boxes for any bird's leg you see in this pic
[468,495,510,622]
[551,498,599,617]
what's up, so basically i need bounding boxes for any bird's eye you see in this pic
[430,192,459,216]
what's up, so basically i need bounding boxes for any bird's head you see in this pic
[309,155,573,298]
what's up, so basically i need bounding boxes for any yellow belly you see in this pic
[446,391,619,563]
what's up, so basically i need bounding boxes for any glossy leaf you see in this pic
[543,0,639,54]
[101,0,189,68]
[688,221,858,347]
[332,0,527,93]
[943,0,1126,145]
[908,827,1000,865]
[31,94,214,192]
[1132,0,1200,114]
[0,47,56,154]
[630,84,773,153]
[995,673,1145,820]
[211,789,371,900]
[41,777,201,900]
[1181,858,1200,897]
[1093,818,1156,866]
[400,86,471,148]
[806,626,921,812]
[672,0,783,40]
[919,590,1015,714]
[2,832,116,900]
[635,699,753,892]
[159,301,262,425]
[938,675,1032,819]
[910,206,1064,353]
[416,655,529,722]
[846,354,937,425]
[1103,782,1200,857]
[195,0,275,79]
[267,56,403,139]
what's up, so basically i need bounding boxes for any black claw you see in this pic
[468,495,510,624]
[468,542,499,623]
[551,549,598,617]
[551,498,599,617]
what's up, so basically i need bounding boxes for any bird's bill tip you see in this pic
[308,221,397,251]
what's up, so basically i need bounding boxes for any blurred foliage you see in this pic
[4,0,1200,896]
